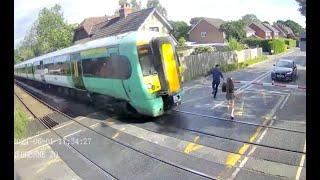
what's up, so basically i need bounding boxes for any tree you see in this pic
[14,49,23,64]
[147,0,167,17]
[295,0,306,17]
[276,20,285,24]
[282,20,305,36]
[276,20,305,36]
[241,14,260,25]
[118,0,128,5]
[130,0,142,12]
[190,17,204,27]
[14,4,74,63]
[220,20,246,41]
[262,21,270,24]
[35,4,74,54]
[177,37,187,47]
[169,21,189,40]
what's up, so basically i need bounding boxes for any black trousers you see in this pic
[212,81,220,98]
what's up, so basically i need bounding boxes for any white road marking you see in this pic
[210,71,270,110]
[295,141,306,180]
[64,130,82,138]
[53,121,74,130]
[280,93,291,109]
[229,95,285,179]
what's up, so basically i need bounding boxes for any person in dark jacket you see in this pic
[226,77,235,119]
[211,64,224,98]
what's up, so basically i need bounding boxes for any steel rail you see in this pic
[15,80,216,180]
[174,109,305,134]
[14,91,118,180]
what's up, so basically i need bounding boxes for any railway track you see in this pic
[173,109,305,134]
[15,80,216,180]
[16,80,305,155]
[14,91,118,180]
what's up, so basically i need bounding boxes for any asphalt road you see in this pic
[14,48,306,180]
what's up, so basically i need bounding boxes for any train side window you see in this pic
[81,47,131,79]
[53,55,70,76]
[82,56,131,79]
[137,45,157,76]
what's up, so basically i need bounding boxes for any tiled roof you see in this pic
[273,23,294,35]
[78,16,114,35]
[204,18,225,29]
[91,7,155,40]
[272,24,286,35]
[262,23,279,33]
[250,22,271,32]
[244,26,255,33]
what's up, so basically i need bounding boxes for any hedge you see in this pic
[241,37,270,52]
[220,56,267,72]
[242,37,293,53]
[268,39,286,54]
[284,39,297,48]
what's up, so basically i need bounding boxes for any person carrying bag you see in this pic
[225,77,235,120]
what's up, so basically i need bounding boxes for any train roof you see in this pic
[14,31,169,68]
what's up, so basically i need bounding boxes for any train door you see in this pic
[107,46,131,100]
[40,60,45,82]
[70,53,85,90]
[24,64,28,79]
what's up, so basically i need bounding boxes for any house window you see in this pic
[149,27,159,32]
[201,32,207,38]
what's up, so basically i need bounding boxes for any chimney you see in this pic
[119,3,132,18]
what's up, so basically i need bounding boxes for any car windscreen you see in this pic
[276,61,292,68]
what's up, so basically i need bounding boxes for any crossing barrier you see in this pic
[233,80,306,90]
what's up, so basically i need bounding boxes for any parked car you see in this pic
[271,59,297,81]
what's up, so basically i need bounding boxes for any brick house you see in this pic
[73,3,175,44]
[73,16,115,44]
[244,26,256,37]
[262,23,279,39]
[249,22,272,39]
[272,24,287,38]
[273,23,295,39]
[187,18,226,44]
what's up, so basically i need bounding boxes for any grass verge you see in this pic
[220,55,267,73]
[14,96,31,139]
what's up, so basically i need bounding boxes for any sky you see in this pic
[14,0,305,48]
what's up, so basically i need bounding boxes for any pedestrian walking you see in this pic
[226,77,235,120]
[211,64,224,98]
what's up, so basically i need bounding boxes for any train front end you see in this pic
[135,34,183,116]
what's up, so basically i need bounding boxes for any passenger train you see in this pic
[14,31,183,117]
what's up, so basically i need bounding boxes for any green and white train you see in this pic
[14,31,183,117]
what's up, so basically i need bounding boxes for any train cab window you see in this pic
[137,45,157,76]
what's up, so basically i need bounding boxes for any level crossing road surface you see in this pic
[14,48,305,180]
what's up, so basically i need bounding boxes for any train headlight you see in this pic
[147,83,155,90]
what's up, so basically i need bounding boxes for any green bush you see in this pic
[241,37,271,52]
[228,37,246,51]
[268,39,286,54]
[191,46,214,55]
[177,37,187,47]
[284,38,296,48]
[220,56,267,72]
